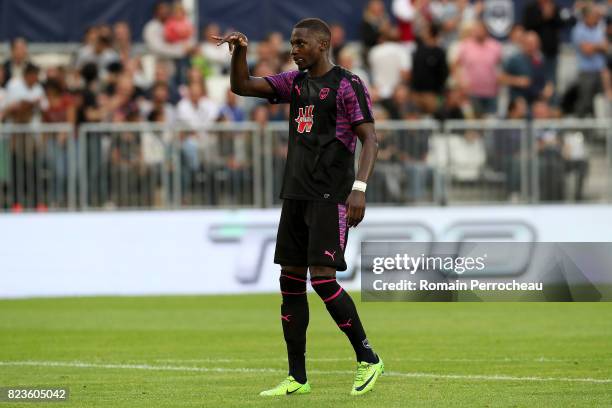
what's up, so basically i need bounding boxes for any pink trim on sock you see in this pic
[311,278,336,286]
[281,274,307,283]
[281,290,307,295]
[323,287,343,303]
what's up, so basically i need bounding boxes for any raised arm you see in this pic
[213,32,276,99]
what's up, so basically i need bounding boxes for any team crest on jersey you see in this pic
[319,87,330,100]
[295,105,314,133]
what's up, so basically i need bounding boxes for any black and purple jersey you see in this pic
[264,66,373,203]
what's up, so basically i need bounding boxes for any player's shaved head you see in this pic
[294,18,331,46]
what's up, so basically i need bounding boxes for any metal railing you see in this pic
[1,119,611,212]
[0,123,77,211]
[78,122,262,210]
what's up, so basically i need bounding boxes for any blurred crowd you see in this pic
[0,0,611,210]
[0,0,610,127]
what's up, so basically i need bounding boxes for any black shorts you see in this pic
[274,199,349,271]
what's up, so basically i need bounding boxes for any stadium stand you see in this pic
[0,0,610,211]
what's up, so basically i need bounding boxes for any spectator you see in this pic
[253,37,281,73]
[42,79,76,207]
[176,81,219,128]
[142,108,171,207]
[45,66,69,92]
[164,2,194,44]
[268,103,290,122]
[143,1,194,92]
[75,63,103,125]
[384,83,418,119]
[330,23,347,62]
[266,31,286,59]
[2,37,30,87]
[563,128,589,202]
[4,63,45,124]
[144,2,185,58]
[194,23,231,77]
[523,0,566,87]
[75,29,120,79]
[361,0,396,60]
[109,110,147,207]
[337,48,370,90]
[103,74,139,123]
[75,25,98,61]
[368,31,411,101]
[410,23,449,114]
[176,81,220,195]
[434,86,474,120]
[367,106,405,202]
[502,24,526,62]
[500,31,553,105]
[391,0,419,50]
[399,112,432,202]
[532,99,565,201]
[572,6,609,116]
[493,97,527,202]
[151,61,179,103]
[0,68,6,122]
[42,79,75,124]
[142,81,176,124]
[430,0,482,48]
[4,63,45,209]
[219,89,245,123]
[453,20,502,116]
[113,21,134,64]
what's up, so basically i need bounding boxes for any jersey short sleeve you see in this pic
[338,74,374,127]
[264,70,300,104]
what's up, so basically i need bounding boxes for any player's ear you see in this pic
[319,39,329,52]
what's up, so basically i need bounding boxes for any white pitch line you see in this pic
[155,356,610,364]
[0,360,610,384]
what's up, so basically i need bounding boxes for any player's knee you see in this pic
[280,269,307,300]
[310,275,343,303]
[309,266,336,278]
[281,265,308,275]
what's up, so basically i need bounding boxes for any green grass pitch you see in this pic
[1,294,611,407]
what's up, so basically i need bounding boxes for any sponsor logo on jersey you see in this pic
[295,105,314,133]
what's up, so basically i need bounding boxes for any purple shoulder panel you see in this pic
[264,70,300,103]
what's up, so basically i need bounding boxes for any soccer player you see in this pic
[214,18,382,396]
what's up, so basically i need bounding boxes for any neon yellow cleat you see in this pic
[350,358,384,396]
[259,376,311,396]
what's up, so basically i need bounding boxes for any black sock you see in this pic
[279,271,309,383]
[311,276,378,364]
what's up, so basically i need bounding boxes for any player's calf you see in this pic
[279,270,309,384]
[310,275,378,364]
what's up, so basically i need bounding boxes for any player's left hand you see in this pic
[346,191,366,228]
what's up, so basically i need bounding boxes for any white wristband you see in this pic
[352,180,367,192]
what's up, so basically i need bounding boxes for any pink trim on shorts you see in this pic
[338,204,347,250]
